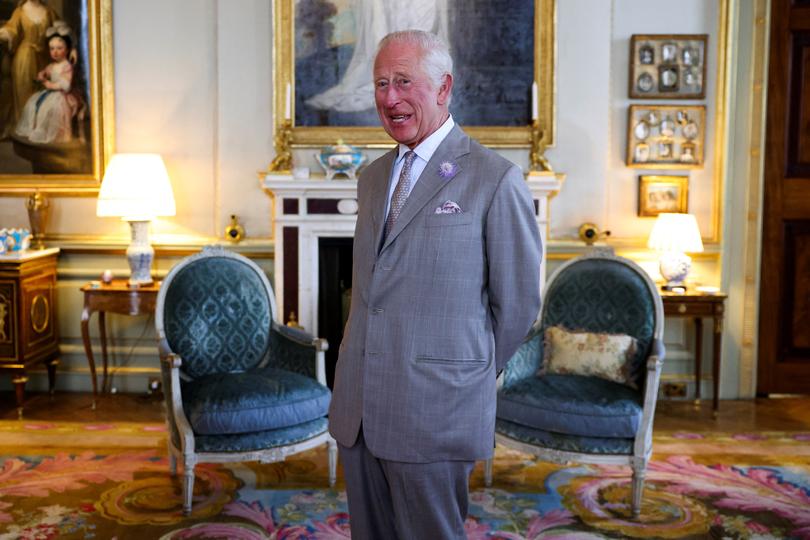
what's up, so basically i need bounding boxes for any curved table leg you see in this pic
[80,307,98,409]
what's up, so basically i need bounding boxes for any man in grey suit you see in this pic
[328,29,541,539]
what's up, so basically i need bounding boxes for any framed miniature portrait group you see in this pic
[629,34,707,99]
[626,104,705,168]
[627,34,708,216]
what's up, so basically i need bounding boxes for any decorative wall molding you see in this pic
[737,0,769,397]
[40,235,275,258]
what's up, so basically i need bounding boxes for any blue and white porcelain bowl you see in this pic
[0,228,31,252]
[315,141,367,181]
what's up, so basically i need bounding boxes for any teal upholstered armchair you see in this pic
[485,248,665,518]
[156,246,336,515]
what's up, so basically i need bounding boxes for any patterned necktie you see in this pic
[383,150,417,240]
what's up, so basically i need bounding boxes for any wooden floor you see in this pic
[2,391,810,433]
[0,391,166,423]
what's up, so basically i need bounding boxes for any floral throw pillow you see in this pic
[538,326,638,389]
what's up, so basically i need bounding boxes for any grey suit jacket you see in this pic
[328,125,541,463]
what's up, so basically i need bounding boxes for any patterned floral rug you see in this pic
[1,422,809,539]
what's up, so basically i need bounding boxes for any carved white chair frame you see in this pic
[485,248,665,518]
[155,246,337,515]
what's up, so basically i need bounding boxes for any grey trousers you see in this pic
[339,430,475,540]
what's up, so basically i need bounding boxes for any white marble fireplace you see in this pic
[263,171,562,335]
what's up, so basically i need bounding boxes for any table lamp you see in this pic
[96,154,176,286]
[647,213,704,291]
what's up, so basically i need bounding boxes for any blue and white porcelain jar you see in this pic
[315,140,367,181]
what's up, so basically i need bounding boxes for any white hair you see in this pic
[376,30,453,101]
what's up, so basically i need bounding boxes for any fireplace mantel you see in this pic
[263,171,562,334]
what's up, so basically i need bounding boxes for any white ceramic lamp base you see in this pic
[126,220,154,286]
[659,251,691,290]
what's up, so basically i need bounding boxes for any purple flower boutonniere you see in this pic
[438,161,459,179]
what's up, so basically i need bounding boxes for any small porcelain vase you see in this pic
[0,228,31,253]
[315,141,366,180]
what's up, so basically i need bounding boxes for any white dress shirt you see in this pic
[384,115,456,218]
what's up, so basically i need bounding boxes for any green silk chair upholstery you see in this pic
[485,248,665,518]
[155,246,336,515]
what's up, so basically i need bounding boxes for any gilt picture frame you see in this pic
[626,104,706,169]
[638,174,688,217]
[273,0,556,149]
[629,34,708,99]
[0,0,114,195]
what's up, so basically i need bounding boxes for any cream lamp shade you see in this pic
[97,154,176,220]
[96,154,175,286]
[647,213,703,290]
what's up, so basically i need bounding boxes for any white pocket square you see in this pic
[435,200,462,214]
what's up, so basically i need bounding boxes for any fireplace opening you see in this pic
[318,237,354,388]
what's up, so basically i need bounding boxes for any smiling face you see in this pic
[373,40,452,149]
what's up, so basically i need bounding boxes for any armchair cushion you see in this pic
[195,417,329,453]
[540,326,638,389]
[497,374,642,438]
[496,418,634,455]
[542,258,656,388]
[183,367,331,435]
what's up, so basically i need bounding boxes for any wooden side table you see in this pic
[661,290,727,415]
[80,279,160,407]
[0,248,60,418]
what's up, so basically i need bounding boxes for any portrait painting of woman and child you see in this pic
[0,0,109,181]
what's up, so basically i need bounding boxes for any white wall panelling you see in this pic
[0,1,766,399]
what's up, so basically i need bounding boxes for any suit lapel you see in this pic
[369,149,397,250]
[380,125,471,253]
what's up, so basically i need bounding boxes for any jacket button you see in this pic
[372,308,384,314]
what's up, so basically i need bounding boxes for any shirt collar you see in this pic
[396,115,455,164]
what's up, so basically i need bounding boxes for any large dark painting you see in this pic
[274,0,555,148]
[294,0,534,128]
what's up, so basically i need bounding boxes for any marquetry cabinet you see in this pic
[0,248,60,417]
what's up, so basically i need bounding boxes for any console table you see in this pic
[80,279,160,407]
[0,248,60,418]
[661,290,727,415]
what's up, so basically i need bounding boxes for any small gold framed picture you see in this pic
[638,175,689,217]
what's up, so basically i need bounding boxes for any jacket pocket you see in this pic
[415,355,486,364]
[424,213,474,227]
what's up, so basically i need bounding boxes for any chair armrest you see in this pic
[158,338,173,360]
[268,323,329,385]
[647,338,666,368]
[275,323,329,352]
[634,338,665,457]
[501,333,543,390]
[161,353,182,369]
[157,347,196,455]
